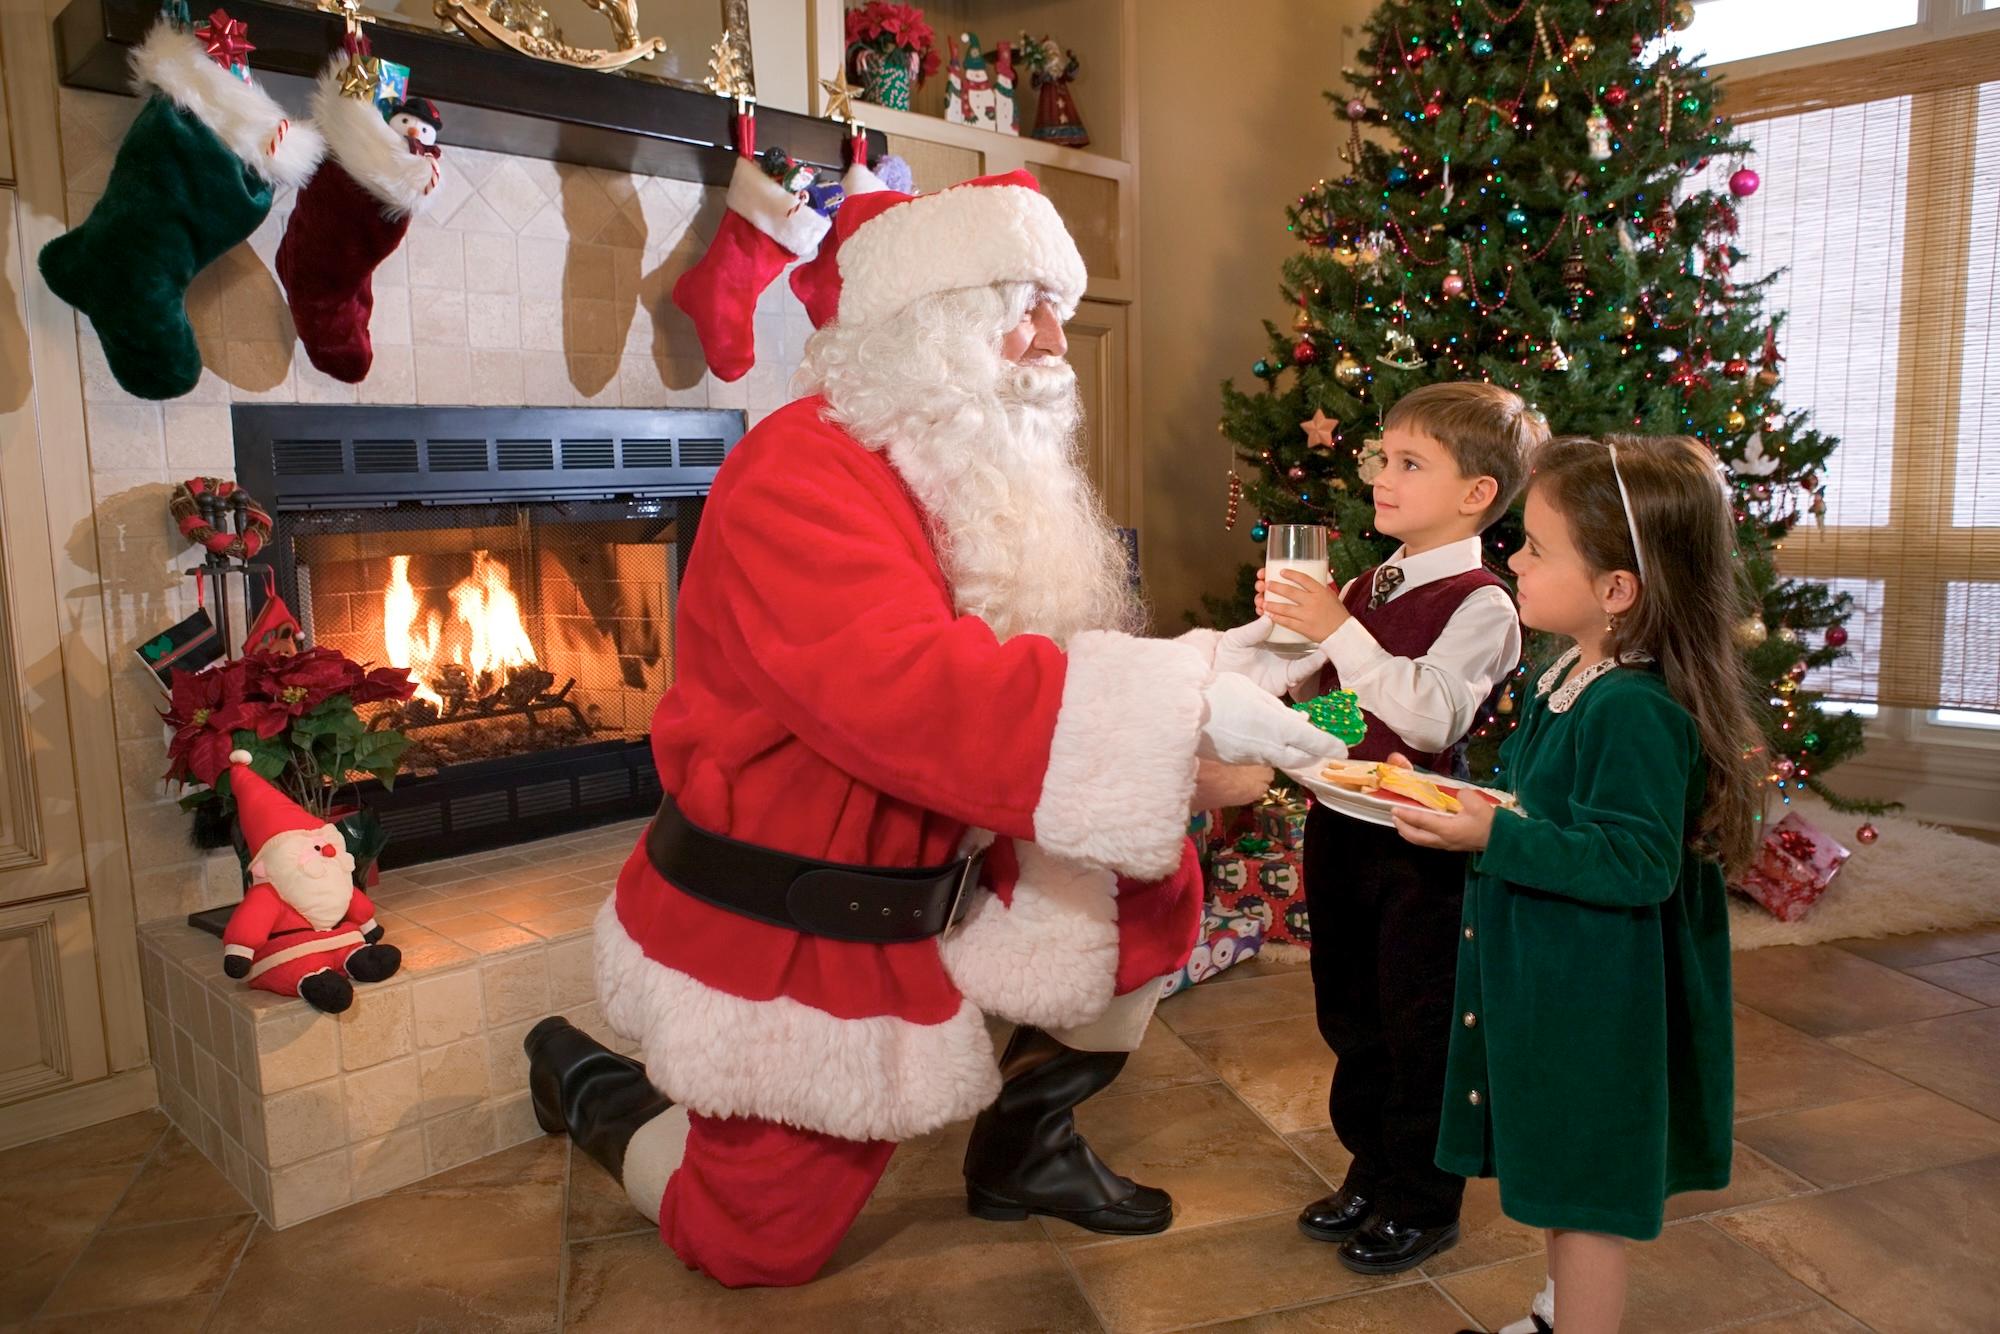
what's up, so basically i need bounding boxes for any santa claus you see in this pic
[525,170,1337,1287]
[218,749,402,1013]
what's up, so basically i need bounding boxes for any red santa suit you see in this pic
[218,749,392,1008]
[593,174,1232,1286]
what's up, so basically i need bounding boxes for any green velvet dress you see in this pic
[1434,648,1734,1240]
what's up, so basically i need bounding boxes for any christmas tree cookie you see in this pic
[1293,689,1366,747]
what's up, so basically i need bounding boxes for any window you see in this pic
[1721,38,2000,720]
[1659,0,1920,67]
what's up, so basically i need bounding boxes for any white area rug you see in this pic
[1730,794,2000,951]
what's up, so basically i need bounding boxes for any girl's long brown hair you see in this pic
[1533,435,1764,873]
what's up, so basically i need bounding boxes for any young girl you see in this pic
[1391,434,1761,1334]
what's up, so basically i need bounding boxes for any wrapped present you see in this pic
[1160,903,1267,998]
[1734,812,1851,922]
[1252,788,1309,852]
[1209,836,1310,949]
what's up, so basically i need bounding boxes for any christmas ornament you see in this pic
[1825,625,1849,649]
[1254,359,1274,378]
[1535,79,1560,114]
[1758,328,1785,386]
[1334,352,1364,386]
[1778,626,1801,646]
[1346,98,1369,120]
[1292,337,1320,365]
[1542,341,1571,372]
[1505,205,1528,228]
[217,749,400,1012]
[1671,1,1696,30]
[1386,165,1410,187]
[1604,83,1630,108]
[1569,34,1596,61]
[277,55,443,383]
[1423,99,1443,119]
[1724,356,1750,378]
[1856,823,1879,845]
[1287,465,1307,481]
[1300,408,1338,449]
[37,20,324,400]
[1737,616,1769,647]
[1773,757,1796,780]
[1651,198,1678,242]
[1292,689,1368,747]
[673,110,831,382]
[1378,329,1426,369]
[1776,676,1796,695]
[1802,731,1823,753]
[1586,105,1613,160]
[1727,409,1748,431]
[1224,470,1242,530]
[1250,523,1269,542]
[1619,308,1639,332]
[1563,242,1588,297]
[1496,688,1514,715]
[1788,661,1810,683]
[1357,436,1387,484]
[1471,34,1495,57]
[1441,270,1465,297]
[1729,168,1761,198]
[1332,243,1359,267]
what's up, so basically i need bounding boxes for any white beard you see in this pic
[801,290,1140,645]
[253,827,356,930]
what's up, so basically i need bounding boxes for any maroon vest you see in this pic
[1316,564,1513,773]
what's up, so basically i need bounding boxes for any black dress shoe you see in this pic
[1296,1188,1372,1243]
[1337,1215,1460,1275]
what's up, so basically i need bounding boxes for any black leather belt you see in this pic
[644,794,984,944]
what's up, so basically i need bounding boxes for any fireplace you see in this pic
[232,404,742,868]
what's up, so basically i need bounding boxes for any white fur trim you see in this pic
[836,181,1086,328]
[1032,631,1208,882]
[131,22,323,187]
[357,917,379,936]
[842,160,888,196]
[938,842,1119,1030]
[310,57,437,216]
[228,748,253,765]
[1176,627,1223,668]
[223,943,253,959]
[621,1104,690,1223]
[593,897,999,1142]
[725,154,830,257]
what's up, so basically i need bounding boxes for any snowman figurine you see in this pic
[1586,104,1613,161]
[386,97,443,158]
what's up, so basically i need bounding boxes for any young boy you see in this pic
[1260,381,1546,1275]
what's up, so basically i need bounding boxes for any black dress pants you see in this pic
[1303,804,1467,1227]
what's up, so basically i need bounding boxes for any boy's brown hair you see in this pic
[1382,382,1546,526]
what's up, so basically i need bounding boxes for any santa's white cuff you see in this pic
[725,154,830,257]
[1031,631,1207,882]
[224,943,254,959]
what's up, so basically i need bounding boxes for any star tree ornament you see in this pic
[1300,409,1339,450]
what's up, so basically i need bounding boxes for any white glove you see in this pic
[1198,671,1350,770]
[1214,617,1329,696]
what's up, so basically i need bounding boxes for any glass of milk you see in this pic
[1264,524,1329,650]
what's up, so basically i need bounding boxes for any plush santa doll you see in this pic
[219,750,400,1013]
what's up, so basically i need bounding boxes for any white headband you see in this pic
[1605,441,1648,582]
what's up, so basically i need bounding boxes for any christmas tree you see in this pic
[1212,0,1872,807]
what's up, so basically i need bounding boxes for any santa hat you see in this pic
[789,169,1085,331]
[226,748,328,854]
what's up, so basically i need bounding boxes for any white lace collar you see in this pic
[1536,645,1654,713]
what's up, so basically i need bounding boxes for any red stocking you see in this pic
[277,52,441,383]
[672,112,829,382]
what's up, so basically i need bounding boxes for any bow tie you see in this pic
[1369,565,1405,609]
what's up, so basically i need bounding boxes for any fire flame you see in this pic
[383,551,539,706]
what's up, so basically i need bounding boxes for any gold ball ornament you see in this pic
[1726,409,1748,431]
[1335,353,1366,387]
[1671,1,1696,30]
[1736,616,1769,647]
[1568,34,1596,61]
[1619,308,1639,333]
[1536,79,1561,114]
[1758,368,1781,387]
[1332,245,1360,267]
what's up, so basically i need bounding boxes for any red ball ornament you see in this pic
[1441,271,1466,297]
[1630,33,1645,57]
[1730,168,1762,198]
[1724,357,1750,378]
[1287,465,1307,481]
[1825,625,1849,649]
[1773,758,1797,780]
[1292,338,1319,365]
[1409,42,1432,65]
[1788,660,1810,683]
[1604,84,1630,108]
[1346,98,1370,120]
[1856,823,1880,845]
[1424,99,1443,119]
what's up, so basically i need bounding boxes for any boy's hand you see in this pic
[1391,799,1496,853]
[1263,569,1350,644]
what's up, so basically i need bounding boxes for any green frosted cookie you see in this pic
[1292,689,1367,747]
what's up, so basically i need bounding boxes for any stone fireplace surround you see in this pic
[58,71,809,1221]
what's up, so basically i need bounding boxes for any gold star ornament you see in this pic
[819,69,860,122]
[1300,409,1338,450]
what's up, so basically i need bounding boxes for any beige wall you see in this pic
[57,87,807,927]
[1135,0,1364,629]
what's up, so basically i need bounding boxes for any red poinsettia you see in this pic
[162,663,247,786]
[845,2,941,81]
[160,647,416,786]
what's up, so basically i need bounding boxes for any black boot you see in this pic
[524,1016,672,1180]
[298,970,354,1014]
[962,1025,1173,1236]
[345,943,401,984]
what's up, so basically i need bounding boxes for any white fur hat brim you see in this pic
[131,21,323,188]
[834,174,1087,328]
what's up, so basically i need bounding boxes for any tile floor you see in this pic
[7,926,2000,1333]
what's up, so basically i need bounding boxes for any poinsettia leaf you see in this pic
[178,787,216,812]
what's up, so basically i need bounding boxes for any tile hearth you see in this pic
[136,820,644,1228]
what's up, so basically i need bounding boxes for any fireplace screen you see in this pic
[231,404,739,866]
[287,500,677,774]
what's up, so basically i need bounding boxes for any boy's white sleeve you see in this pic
[1318,587,1520,755]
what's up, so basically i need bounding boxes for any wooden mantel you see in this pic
[53,0,883,182]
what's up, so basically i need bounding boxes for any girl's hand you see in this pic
[1392,798,1497,853]
[1263,570,1350,644]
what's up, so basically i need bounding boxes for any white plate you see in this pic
[1281,762,1518,828]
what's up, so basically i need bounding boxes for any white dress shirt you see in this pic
[1316,536,1521,756]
